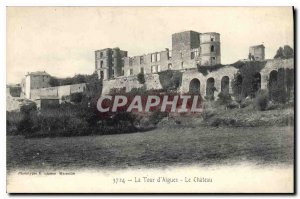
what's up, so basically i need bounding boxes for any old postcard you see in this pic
[6,7,294,193]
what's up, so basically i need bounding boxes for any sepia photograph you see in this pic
[6,6,294,193]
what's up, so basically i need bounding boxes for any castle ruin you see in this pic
[97,30,294,101]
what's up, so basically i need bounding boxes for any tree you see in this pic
[283,45,294,58]
[274,45,294,59]
[274,47,284,59]
[49,77,60,87]
[20,102,37,114]
[61,77,73,85]
[137,73,145,84]
[70,93,83,103]
[254,89,269,111]
[73,74,86,84]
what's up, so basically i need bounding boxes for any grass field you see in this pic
[7,125,294,172]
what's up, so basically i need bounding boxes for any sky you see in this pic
[6,7,294,84]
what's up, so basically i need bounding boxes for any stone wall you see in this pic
[102,58,294,100]
[180,66,238,97]
[31,87,58,100]
[181,58,294,98]
[260,58,294,89]
[30,83,87,100]
[123,49,173,76]
[102,73,162,94]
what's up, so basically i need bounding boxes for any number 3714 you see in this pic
[113,178,125,184]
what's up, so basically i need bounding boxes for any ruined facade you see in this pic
[21,71,51,99]
[30,83,87,101]
[249,44,265,61]
[19,71,87,101]
[96,30,221,80]
[181,59,294,100]
[98,31,294,102]
[95,48,128,80]
[35,96,60,110]
[14,31,293,106]
[199,32,221,66]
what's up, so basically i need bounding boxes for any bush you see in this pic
[201,109,216,120]
[158,70,182,91]
[137,73,145,84]
[149,111,168,125]
[197,64,225,76]
[49,77,60,87]
[204,95,214,101]
[209,118,222,127]
[17,113,34,134]
[266,101,285,110]
[129,86,147,95]
[240,97,252,108]
[231,61,266,98]
[31,106,89,136]
[109,87,126,95]
[70,93,83,103]
[217,92,232,106]
[20,102,37,114]
[254,89,269,111]
[7,111,24,135]
[226,101,239,109]
[274,45,294,59]
[9,87,21,97]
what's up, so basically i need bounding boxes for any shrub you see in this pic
[61,95,70,101]
[204,95,214,101]
[70,93,83,103]
[129,86,147,95]
[149,111,168,125]
[231,61,266,98]
[197,64,225,76]
[158,70,182,91]
[137,73,145,84]
[201,109,216,120]
[226,101,239,109]
[17,113,34,134]
[9,87,21,97]
[240,97,252,108]
[274,45,294,59]
[111,112,138,128]
[266,101,285,110]
[31,106,89,135]
[217,92,232,106]
[254,89,269,111]
[209,118,222,127]
[9,103,37,135]
[7,111,24,135]
[20,102,37,114]
[109,87,126,95]
[49,77,60,87]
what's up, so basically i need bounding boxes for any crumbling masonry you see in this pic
[97,30,294,100]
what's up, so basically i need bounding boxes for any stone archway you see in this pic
[189,78,201,95]
[206,77,215,100]
[221,76,230,94]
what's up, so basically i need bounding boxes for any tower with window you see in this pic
[95,48,128,80]
[199,32,221,66]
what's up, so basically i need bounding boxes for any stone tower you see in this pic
[95,48,127,80]
[199,32,221,66]
[171,31,200,70]
[249,44,265,61]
